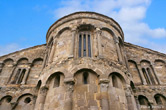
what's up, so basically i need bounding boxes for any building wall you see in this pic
[0,12,165,110]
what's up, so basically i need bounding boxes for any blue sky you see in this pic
[0,0,166,56]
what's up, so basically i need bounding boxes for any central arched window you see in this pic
[78,31,91,57]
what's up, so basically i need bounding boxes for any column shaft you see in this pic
[125,87,138,110]
[115,42,123,63]
[35,86,48,110]
[99,79,109,110]
[96,28,103,57]
[69,30,76,58]
[48,42,55,63]
[64,79,75,110]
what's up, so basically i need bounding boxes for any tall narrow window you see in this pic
[142,68,150,85]
[17,69,26,84]
[79,34,82,57]
[83,34,86,56]
[54,74,60,88]
[78,32,91,57]
[12,69,21,84]
[112,75,118,88]
[147,68,155,85]
[83,72,89,84]
[88,34,91,57]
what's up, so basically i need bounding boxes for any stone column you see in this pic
[41,49,48,70]
[64,78,75,110]
[69,29,76,58]
[150,63,161,85]
[48,40,56,64]
[134,96,141,110]
[114,37,123,64]
[137,63,147,85]
[96,28,103,58]
[99,79,109,110]
[125,87,137,110]
[34,86,48,110]
[94,30,98,57]
[21,63,32,84]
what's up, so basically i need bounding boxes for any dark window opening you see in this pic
[88,34,91,57]
[11,69,21,84]
[78,32,91,57]
[147,68,155,85]
[83,72,89,84]
[17,69,26,84]
[6,97,12,103]
[83,34,86,57]
[155,95,163,105]
[24,97,31,104]
[54,74,60,88]
[112,75,118,88]
[79,34,82,57]
[142,68,150,85]
[138,96,149,105]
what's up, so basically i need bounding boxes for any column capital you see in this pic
[40,86,48,94]
[64,78,75,93]
[64,78,75,84]
[11,102,18,109]
[71,29,77,32]
[114,37,119,43]
[95,27,102,33]
[99,78,110,84]
[28,63,33,67]
[137,63,141,66]
[125,87,132,97]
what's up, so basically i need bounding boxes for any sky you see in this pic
[0,0,166,56]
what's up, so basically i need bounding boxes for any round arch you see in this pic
[45,72,65,86]
[47,27,71,44]
[109,72,127,88]
[70,66,102,78]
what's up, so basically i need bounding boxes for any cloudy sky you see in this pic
[0,0,166,56]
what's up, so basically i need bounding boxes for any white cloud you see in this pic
[0,43,24,56]
[53,0,166,53]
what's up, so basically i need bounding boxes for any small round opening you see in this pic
[24,97,31,104]
[6,97,12,103]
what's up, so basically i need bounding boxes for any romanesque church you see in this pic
[0,12,166,110]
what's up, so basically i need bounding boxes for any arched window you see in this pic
[111,74,123,89]
[10,58,29,84]
[141,60,158,85]
[12,68,26,84]
[78,32,91,57]
[154,94,166,105]
[138,95,151,107]
[83,72,89,84]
